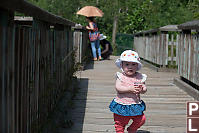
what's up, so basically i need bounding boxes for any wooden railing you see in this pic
[177,20,199,86]
[0,1,89,133]
[134,25,180,67]
[73,25,90,63]
[134,22,199,87]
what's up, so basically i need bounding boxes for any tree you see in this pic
[26,0,196,43]
[188,0,199,19]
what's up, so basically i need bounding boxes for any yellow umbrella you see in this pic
[76,6,104,17]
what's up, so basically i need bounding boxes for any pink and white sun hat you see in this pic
[115,50,142,71]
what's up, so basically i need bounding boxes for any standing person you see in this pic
[99,34,113,60]
[109,50,147,133]
[86,17,102,61]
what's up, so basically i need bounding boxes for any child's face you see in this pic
[122,61,138,76]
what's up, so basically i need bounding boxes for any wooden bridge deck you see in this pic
[62,56,194,133]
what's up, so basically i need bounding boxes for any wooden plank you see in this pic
[0,12,8,133]
[154,35,157,63]
[0,23,3,133]
[189,34,194,81]
[160,34,163,65]
[183,34,186,78]
[7,24,15,133]
[11,24,16,133]
[162,34,166,66]
[176,35,179,65]
[180,34,184,77]
[186,34,190,80]
[23,27,28,133]
[165,34,169,66]
[150,36,153,62]
[156,35,160,64]
[177,35,180,74]
[145,37,148,60]
[195,35,199,86]
[194,35,197,84]
[167,57,176,61]
[170,34,174,65]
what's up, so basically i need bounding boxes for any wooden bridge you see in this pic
[42,56,194,133]
[1,1,199,133]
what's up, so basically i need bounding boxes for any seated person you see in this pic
[99,34,113,60]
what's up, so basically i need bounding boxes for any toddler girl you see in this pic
[109,50,147,133]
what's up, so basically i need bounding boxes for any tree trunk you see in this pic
[112,15,118,48]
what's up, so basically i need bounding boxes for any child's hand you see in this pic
[132,83,143,93]
[130,87,141,93]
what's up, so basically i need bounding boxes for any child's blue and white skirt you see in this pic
[109,99,146,116]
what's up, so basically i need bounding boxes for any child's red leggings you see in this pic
[113,113,146,133]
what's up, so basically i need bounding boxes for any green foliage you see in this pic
[26,0,197,41]
[115,33,134,55]
[187,0,199,19]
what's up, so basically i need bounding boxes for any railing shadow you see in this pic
[58,78,89,133]
[137,130,150,133]
[41,78,88,133]
[83,61,94,70]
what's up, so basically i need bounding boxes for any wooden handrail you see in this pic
[0,0,75,26]
[178,20,199,30]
